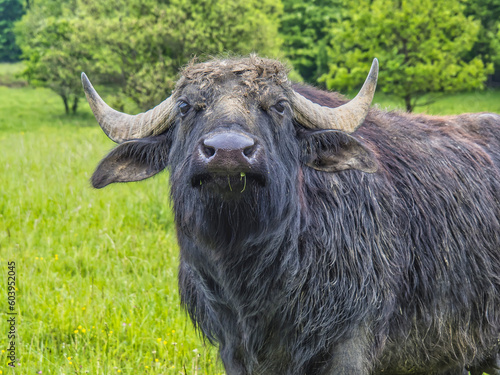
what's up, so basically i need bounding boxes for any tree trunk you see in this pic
[404,95,413,112]
[71,96,78,114]
[62,95,69,114]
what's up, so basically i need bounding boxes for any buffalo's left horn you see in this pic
[81,73,175,143]
[291,58,378,133]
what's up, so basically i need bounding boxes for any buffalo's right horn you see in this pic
[291,58,378,133]
[81,73,176,143]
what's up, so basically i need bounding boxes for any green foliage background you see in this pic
[0,0,24,62]
[279,0,341,86]
[7,0,500,113]
[14,0,283,113]
[321,0,493,112]
[464,0,500,81]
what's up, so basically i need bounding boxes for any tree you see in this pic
[15,0,283,114]
[83,0,283,110]
[280,0,341,86]
[321,0,492,112]
[0,0,24,62]
[15,0,93,114]
[464,0,500,84]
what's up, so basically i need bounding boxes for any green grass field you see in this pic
[0,65,223,374]
[0,62,27,88]
[1,62,499,374]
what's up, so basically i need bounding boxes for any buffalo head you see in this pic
[85,56,378,201]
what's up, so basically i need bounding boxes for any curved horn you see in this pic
[292,58,378,133]
[81,73,176,143]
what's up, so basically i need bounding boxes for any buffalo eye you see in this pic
[271,100,287,115]
[178,100,191,116]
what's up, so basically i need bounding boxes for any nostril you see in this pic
[243,145,255,157]
[202,144,216,158]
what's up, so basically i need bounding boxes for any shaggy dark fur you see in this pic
[91,57,500,375]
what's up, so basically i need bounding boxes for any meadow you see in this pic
[0,64,223,374]
[1,62,499,374]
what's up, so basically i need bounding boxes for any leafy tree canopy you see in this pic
[15,0,283,114]
[280,0,341,85]
[321,0,492,112]
[464,0,500,82]
[84,0,283,110]
[14,0,92,113]
[0,0,24,62]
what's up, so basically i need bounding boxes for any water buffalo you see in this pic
[82,56,500,374]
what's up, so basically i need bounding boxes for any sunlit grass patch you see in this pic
[372,89,500,115]
[0,62,26,88]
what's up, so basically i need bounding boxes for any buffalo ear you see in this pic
[301,130,378,173]
[92,137,169,189]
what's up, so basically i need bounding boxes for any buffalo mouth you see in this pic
[191,171,266,193]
